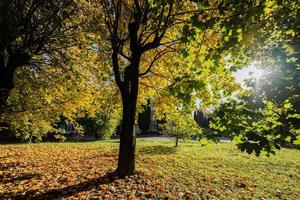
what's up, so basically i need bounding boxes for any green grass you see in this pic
[137,140,300,199]
[0,140,299,199]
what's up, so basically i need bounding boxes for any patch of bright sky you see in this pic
[196,60,264,110]
[196,62,264,109]
[224,54,264,84]
[233,62,264,85]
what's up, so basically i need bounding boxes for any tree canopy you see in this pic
[210,0,300,156]
[0,0,82,115]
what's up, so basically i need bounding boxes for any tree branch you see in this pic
[139,49,172,77]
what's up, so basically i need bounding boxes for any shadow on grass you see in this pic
[0,172,41,184]
[0,161,21,171]
[138,145,177,155]
[0,172,117,200]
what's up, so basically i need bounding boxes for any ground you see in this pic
[0,140,299,200]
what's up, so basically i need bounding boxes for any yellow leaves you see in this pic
[263,1,276,15]
[128,195,138,200]
[283,101,292,109]
[5,27,121,139]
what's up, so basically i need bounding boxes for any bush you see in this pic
[10,118,55,143]
[94,108,121,139]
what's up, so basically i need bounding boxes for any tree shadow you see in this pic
[1,171,118,200]
[138,145,177,155]
[0,172,41,184]
[0,161,21,171]
[0,155,13,159]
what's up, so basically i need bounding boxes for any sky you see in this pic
[233,64,264,84]
[196,63,264,109]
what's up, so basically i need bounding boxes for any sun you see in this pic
[251,68,264,79]
[248,62,264,79]
[233,61,265,84]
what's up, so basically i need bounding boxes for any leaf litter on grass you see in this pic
[0,141,299,199]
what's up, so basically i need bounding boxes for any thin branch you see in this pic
[139,49,172,76]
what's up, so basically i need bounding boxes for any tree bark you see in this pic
[112,19,143,177]
[117,93,137,177]
[116,54,140,177]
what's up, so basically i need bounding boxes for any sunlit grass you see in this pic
[137,140,300,199]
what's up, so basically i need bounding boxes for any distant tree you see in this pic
[161,111,200,147]
[94,108,122,140]
[5,69,120,142]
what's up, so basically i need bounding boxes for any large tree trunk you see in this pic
[117,93,137,177]
[113,20,143,177]
[116,58,140,177]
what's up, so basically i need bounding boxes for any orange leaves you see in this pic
[0,143,116,199]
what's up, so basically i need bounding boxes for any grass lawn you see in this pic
[0,140,299,199]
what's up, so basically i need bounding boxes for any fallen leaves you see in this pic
[0,141,299,199]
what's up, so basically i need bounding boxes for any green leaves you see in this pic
[211,97,290,156]
[209,0,300,156]
[160,109,202,146]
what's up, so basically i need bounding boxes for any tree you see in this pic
[0,0,78,118]
[2,6,121,141]
[3,44,120,141]
[94,107,122,140]
[211,55,300,155]
[4,65,119,142]
[211,46,300,155]
[161,110,200,147]
[92,0,267,177]
[2,0,283,177]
